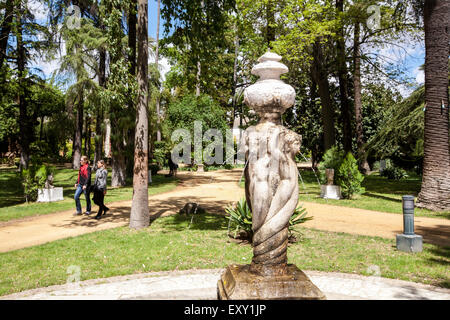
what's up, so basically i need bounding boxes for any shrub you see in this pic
[153,141,169,168]
[380,166,408,180]
[318,146,345,184]
[149,164,161,176]
[21,164,50,202]
[336,153,365,199]
[225,198,312,242]
[226,198,253,240]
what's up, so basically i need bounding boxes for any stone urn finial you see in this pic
[243,51,296,121]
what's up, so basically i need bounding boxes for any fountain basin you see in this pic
[218,264,325,300]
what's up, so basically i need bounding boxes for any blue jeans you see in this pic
[74,185,91,213]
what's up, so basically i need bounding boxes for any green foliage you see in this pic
[152,141,169,167]
[162,94,229,162]
[21,168,38,203]
[226,198,253,239]
[367,86,425,168]
[225,198,311,241]
[380,166,408,180]
[336,153,365,199]
[21,165,50,203]
[149,164,161,176]
[289,204,313,230]
[161,0,235,104]
[318,146,345,184]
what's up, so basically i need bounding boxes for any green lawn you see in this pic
[0,166,178,222]
[0,213,447,296]
[296,169,450,219]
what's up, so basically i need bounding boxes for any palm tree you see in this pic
[416,0,450,211]
[129,0,149,229]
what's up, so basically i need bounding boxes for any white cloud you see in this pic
[414,67,424,84]
[28,0,49,22]
[148,54,172,83]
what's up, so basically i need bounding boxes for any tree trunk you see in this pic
[130,0,149,229]
[155,0,161,142]
[39,116,44,141]
[16,8,30,171]
[336,0,353,153]
[83,113,87,155]
[265,0,275,48]
[196,59,201,97]
[353,22,370,174]
[94,48,106,169]
[311,41,335,151]
[72,97,83,170]
[126,0,137,177]
[0,1,13,70]
[86,115,91,160]
[104,118,111,158]
[93,107,103,169]
[417,0,450,211]
[231,25,239,129]
[111,147,127,186]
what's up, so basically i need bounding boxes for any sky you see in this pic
[26,0,424,97]
[28,0,171,85]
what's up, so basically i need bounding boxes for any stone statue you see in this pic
[44,174,54,189]
[326,168,334,185]
[242,124,302,275]
[218,52,325,299]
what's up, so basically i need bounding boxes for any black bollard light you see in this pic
[396,195,423,253]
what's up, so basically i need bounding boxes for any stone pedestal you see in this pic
[396,234,423,253]
[320,185,341,200]
[197,164,204,172]
[218,264,325,300]
[37,187,64,202]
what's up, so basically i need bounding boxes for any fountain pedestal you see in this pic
[320,169,341,199]
[320,185,341,199]
[218,51,325,300]
[218,264,325,300]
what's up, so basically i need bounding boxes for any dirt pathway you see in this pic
[0,169,448,253]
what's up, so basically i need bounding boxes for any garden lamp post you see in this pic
[396,195,423,253]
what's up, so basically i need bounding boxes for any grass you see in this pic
[0,166,178,222]
[0,213,447,296]
[296,169,450,219]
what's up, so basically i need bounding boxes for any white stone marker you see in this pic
[37,187,64,202]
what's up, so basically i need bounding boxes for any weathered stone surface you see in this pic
[396,234,423,253]
[219,51,325,300]
[218,264,326,300]
[244,52,296,116]
[37,187,64,202]
[325,168,334,185]
[320,185,342,200]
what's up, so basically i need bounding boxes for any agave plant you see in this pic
[225,198,312,242]
[225,198,253,240]
[289,205,313,229]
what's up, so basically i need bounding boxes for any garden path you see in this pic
[0,168,448,253]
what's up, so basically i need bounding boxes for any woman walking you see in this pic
[93,160,109,220]
[74,156,92,215]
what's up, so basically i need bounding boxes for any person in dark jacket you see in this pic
[74,156,92,215]
[92,160,109,220]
